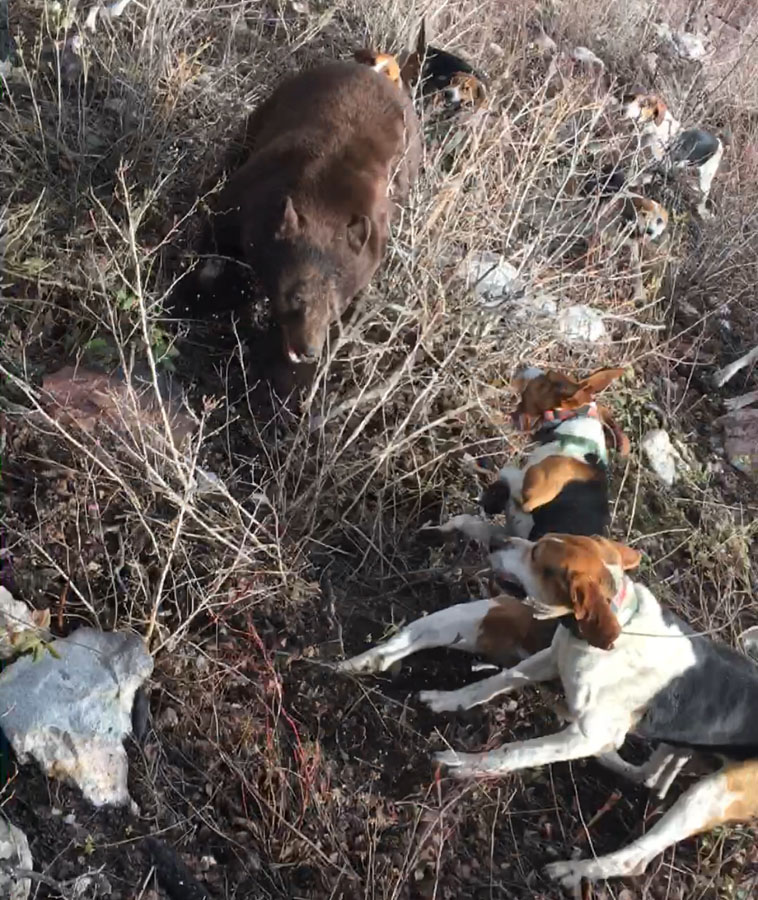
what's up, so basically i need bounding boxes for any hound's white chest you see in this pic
[553,588,698,725]
[643,114,681,159]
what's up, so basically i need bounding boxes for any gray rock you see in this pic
[0,816,32,900]
[0,628,153,808]
[642,429,684,486]
[0,587,49,661]
[555,304,608,343]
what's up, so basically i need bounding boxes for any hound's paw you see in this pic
[432,749,486,778]
[418,689,466,713]
[336,650,385,674]
[545,856,644,888]
[543,859,587,890]
[432,749,466,769]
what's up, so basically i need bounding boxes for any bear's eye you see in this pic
[286,292,305,313]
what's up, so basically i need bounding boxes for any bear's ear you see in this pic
[347,215,371,255]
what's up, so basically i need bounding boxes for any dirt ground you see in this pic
[2,0,758,898]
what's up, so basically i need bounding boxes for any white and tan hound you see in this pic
[342,532,758,889]
[623,92,723,218]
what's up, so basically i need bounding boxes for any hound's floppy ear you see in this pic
[654,99,668,126]
[591,536,642,571]
[347,215,372,255]
[569,573,621,649]
[473,77,488,106]
[276,196,300,240]
[578,367,626,398]
[400,18,426,86]
[597,403,631,456]
[548,370,588,401]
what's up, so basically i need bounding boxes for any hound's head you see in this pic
[623,92,668,127]
[489,534,642,649]
[511,366,624,430]
[511,366,630,455]
[632,196,668,241]
[442,72,487,109]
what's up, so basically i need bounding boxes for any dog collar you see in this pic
[611,577,638,627]
[542,401,599,425]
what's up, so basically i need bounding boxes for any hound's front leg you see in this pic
[596,744,691,799]
[419,646,557,713]
[337,599,495,674]
[435,720,622,779]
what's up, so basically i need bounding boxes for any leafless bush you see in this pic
[2,0,758,896]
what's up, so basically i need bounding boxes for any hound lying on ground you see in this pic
[343,533,758,887]
[340,366,630,681]
[480,365,629,535]
[339,522,690,801]
[429,533,758,889]
[623,92,724,218]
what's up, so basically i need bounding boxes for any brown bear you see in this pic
[202,59,421,364]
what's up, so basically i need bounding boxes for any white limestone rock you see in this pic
[0,628,153,808]
[0,817,32,900]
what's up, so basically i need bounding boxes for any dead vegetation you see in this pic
[2,0,758,897]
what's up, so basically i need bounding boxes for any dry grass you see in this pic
[2,0,758,897]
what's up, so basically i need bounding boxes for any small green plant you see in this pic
[149,324,180,372]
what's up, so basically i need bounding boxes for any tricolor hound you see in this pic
[343,533,758,889]
[400,20,487,111]
[480,365,629,537]
[340,366,630,679]
[623,92,724,218]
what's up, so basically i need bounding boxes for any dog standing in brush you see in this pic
[622,91,724,218]
[200,57,420,364]
[400,20,488,111]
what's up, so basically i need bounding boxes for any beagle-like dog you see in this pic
[596,192,669,245]
[339,367,630,680]
[584,181,668,300]
[582,165,669,241]
[418,533,758,890]
[400,20,487,111]
[623,92,723,218]
[481,366,629,538]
